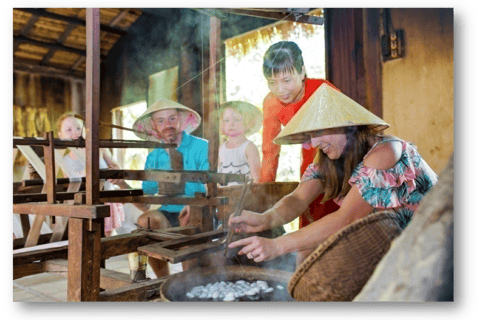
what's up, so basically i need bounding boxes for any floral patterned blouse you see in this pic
[301,137,438,227]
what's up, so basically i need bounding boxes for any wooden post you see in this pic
[67,218,102,301]
[43,131,56,204]
[85,7,101,206]
[67,8,102,302]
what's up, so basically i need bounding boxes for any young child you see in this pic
[217,101,262,185]
[56,112,125,237]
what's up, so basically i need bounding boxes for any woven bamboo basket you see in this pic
[288,211,402,301]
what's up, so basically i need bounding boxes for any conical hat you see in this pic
[132,98,201,141]
[274,84,390,145]
[216,101,263,137]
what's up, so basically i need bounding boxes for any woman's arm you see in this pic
[231,184,374,262]
[275,184,374,256]
[245,142,261,183]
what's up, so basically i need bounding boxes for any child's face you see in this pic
[58,117,83,140]
[221,108,248,138]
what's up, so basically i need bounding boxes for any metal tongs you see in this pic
[223,178,254,256]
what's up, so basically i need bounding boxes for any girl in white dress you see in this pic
[57,113,125,237]
[217,101,263,185]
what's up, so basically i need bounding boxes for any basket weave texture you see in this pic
[288,211,402,301]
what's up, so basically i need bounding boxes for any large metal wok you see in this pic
[160,265,295,302]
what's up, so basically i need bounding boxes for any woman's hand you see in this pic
[228,210,268,234]
[228,236,282,262]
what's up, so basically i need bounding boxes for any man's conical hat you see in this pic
[274,84,390,145]
[132,98,201,141]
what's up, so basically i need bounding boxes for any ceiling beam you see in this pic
[15,8,127,36]
[219,8,324,25]
[70,8,130,72]
[41,23,78,65]
[14,58,85,80]
[14,15,39,53]
[14,34,107,60]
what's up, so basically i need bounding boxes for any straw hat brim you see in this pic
[132,99,201,141]
[216,101,263,137]
[274,84,390,145]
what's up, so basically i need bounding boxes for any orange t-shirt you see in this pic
[260,78,338,182]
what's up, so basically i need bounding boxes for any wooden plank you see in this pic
[43,259,131,290]
[67,216,102,301]
[100,169,245,185]
[14,241,69,266]
[138,239,224,264]
[100,233,155,259]
[97,276,169,302]
[13,261,46,279]
[14,137,174,149]
[137,229,226,263]
[14,189,144,204]
[14,203,111,219]
[82,195,229,206]
[99,269,132,290]
[14,227,196,272]
[16,145,46,180]
[85,7,101,206]
[24,215,45,247]
[14,233,61,249]
[100,227,197,259]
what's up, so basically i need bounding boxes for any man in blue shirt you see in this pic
[130,98,208,279]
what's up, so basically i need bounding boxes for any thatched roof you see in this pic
[13,8,143,78]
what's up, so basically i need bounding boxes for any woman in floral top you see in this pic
[228,84,438,266]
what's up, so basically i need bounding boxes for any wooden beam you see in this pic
[14,241,69,266]
[16,8,128,36]
[97,276,168,302]
[67,217,102,301]
[44,259,131,290]
[19,15,39,35]
[14,203,111,219]
[14,59,86,79]
[14,35,107,60]
[14,137,174,149]
[92,195,229,206]
[13,227,195,266]
[13,189,144,204]
[14,261,46,279]
[221,8,325,25]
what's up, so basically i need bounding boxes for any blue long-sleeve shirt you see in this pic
[142,131,209,212]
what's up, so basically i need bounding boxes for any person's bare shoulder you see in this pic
[363,137,402,170]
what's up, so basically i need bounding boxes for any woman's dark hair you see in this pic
[263,41,305,78]
[315,126,378,203]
